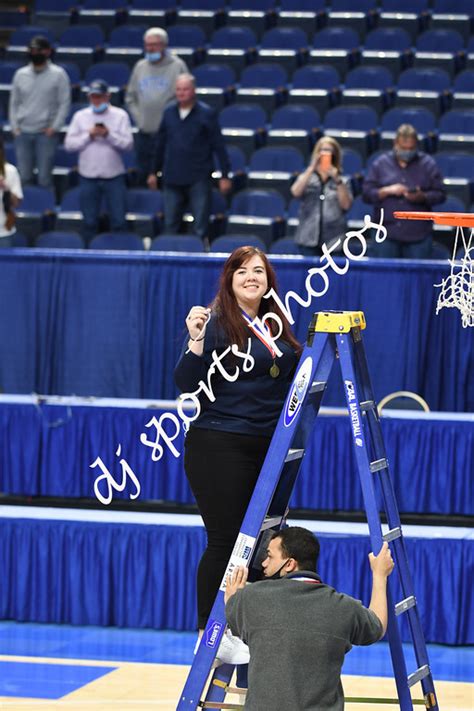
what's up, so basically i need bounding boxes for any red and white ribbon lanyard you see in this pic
[241,309,280,378]
[288,576,321,584]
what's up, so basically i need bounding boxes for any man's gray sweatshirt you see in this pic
[125,53,187,134]
[9,61,71,133]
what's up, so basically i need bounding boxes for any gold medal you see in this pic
[269,362,280,378]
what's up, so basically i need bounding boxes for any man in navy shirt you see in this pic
[150,73,232,242]
[362,124,445,258]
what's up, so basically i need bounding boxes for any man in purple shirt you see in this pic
[362,124,446,258]
[64,80,134,244]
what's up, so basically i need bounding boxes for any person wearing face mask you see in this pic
[125,27,188,187]
[291,136,353,257]
[362,124,446,259]
[8,35,70,189]
[64,80,133,244]
[225,527,394,711]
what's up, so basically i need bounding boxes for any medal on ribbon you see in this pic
[241,310,280,378]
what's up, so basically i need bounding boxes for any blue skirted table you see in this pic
[0,508,472,645]
[0,396,472,516]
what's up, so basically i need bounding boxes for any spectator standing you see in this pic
[0,138,23,247]
[125,27,188,186]
[64,80,133,243]
[9,35,70,189]
[362,124,446,258]
[291,137,353,257]
[151,74,232,242]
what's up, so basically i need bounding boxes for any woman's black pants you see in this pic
[184,427,271,629]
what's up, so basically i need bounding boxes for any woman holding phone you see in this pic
[291,136,352,257]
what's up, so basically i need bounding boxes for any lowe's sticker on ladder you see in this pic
[219,533,256,592]
[283,356,313,428]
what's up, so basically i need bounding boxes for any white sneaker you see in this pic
[215,629,250,665]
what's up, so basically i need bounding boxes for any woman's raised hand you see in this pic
[186,306,210,340]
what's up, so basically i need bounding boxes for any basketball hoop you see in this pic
[394,211,474,328]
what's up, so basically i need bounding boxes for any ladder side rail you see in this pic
[336,330,414,711]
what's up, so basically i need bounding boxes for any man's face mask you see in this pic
[396,148,417,163]
[29,51,48,66]
[145,51,162,63]
[92,102,109,114]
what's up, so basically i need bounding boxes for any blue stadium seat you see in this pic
[278,0,326,33]
[52,145,79,201]
[341,148,364,176]
[259,27,309,73]
[438,109,474,152]
[56,25,105,72]
[194,63,237,110]
[312,26,361,76]
[452,70,474,110]
[379,107,437,150]
[177,0,226,38]
[247,146,305,199]
[342,65,395,115]
[36,231,84,249]
[105,25,146,67]
[268,236,300,254]
[286,197,300,236]
[414,29,466,76]
[237,63,288,112]
[208,27,258,73]
[361,27,413,76]
[289,65,341,114]
[83,62,131,105]
[268,104,321,157]
[328,0,378,39]
[7,25,54,47]
[79,0,128,34]
[0,62,21,113]
[11,231,29,247]
[377,0,430,42]
[56,187,85,232]
[167,25,207,64]
[228,189,286,247]
[227,0,276,39]
[396,67,452,116]
[430,0,471,42]
[346,195,372,229]
[89,232,145,251]
[34,0,77,9]
[323,105,379,157]
[210,234,267,253]
[150,235,205,252]
[125,189,163,237]
[57,61,82,90]
[219,104,267,159]
[16,186,57,237]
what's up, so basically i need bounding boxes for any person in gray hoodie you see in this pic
[125,27,187,187]
[225,527,394,710]
[9,35,70,189]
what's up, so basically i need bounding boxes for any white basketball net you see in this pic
[435,225,474,328]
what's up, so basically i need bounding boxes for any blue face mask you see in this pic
[92,102,108,114]
[145,51,162,63]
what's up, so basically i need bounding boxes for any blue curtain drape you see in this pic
[0,251,472,411]
[0,518,471,645]
[1,402,472,516]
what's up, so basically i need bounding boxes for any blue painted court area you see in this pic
[0,660,117,698]
[0,622,472,685]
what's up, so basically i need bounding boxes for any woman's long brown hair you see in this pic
[211,246,301,354]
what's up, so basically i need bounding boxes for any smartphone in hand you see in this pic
[319,152,332,172]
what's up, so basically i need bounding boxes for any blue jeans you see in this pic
[370,235,433,259]
[134,131,156,187]
[14,132,58,189]
[163,179,211,240]
[79,174,127,243]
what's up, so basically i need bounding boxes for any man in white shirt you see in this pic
[64,80,133,243]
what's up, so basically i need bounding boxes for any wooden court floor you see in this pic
[0,656,473,711]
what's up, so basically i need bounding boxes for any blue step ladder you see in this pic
[177,311,439,711]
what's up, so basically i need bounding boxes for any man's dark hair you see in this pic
[272,527,320,572]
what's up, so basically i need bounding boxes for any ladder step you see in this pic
[407,664,431,688]
[395,595,416,616]
[284,448,304,463]
[310,381,326,393]
[201,703,244,709]
[359,400,375,412]
[383,527,402,543]
[370,458,388,473]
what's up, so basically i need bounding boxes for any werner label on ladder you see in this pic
[178,310,438,711]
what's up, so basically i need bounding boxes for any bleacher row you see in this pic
[1,0,473,254]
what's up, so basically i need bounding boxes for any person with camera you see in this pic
[291,137,353,257]
[64,80,133,244]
